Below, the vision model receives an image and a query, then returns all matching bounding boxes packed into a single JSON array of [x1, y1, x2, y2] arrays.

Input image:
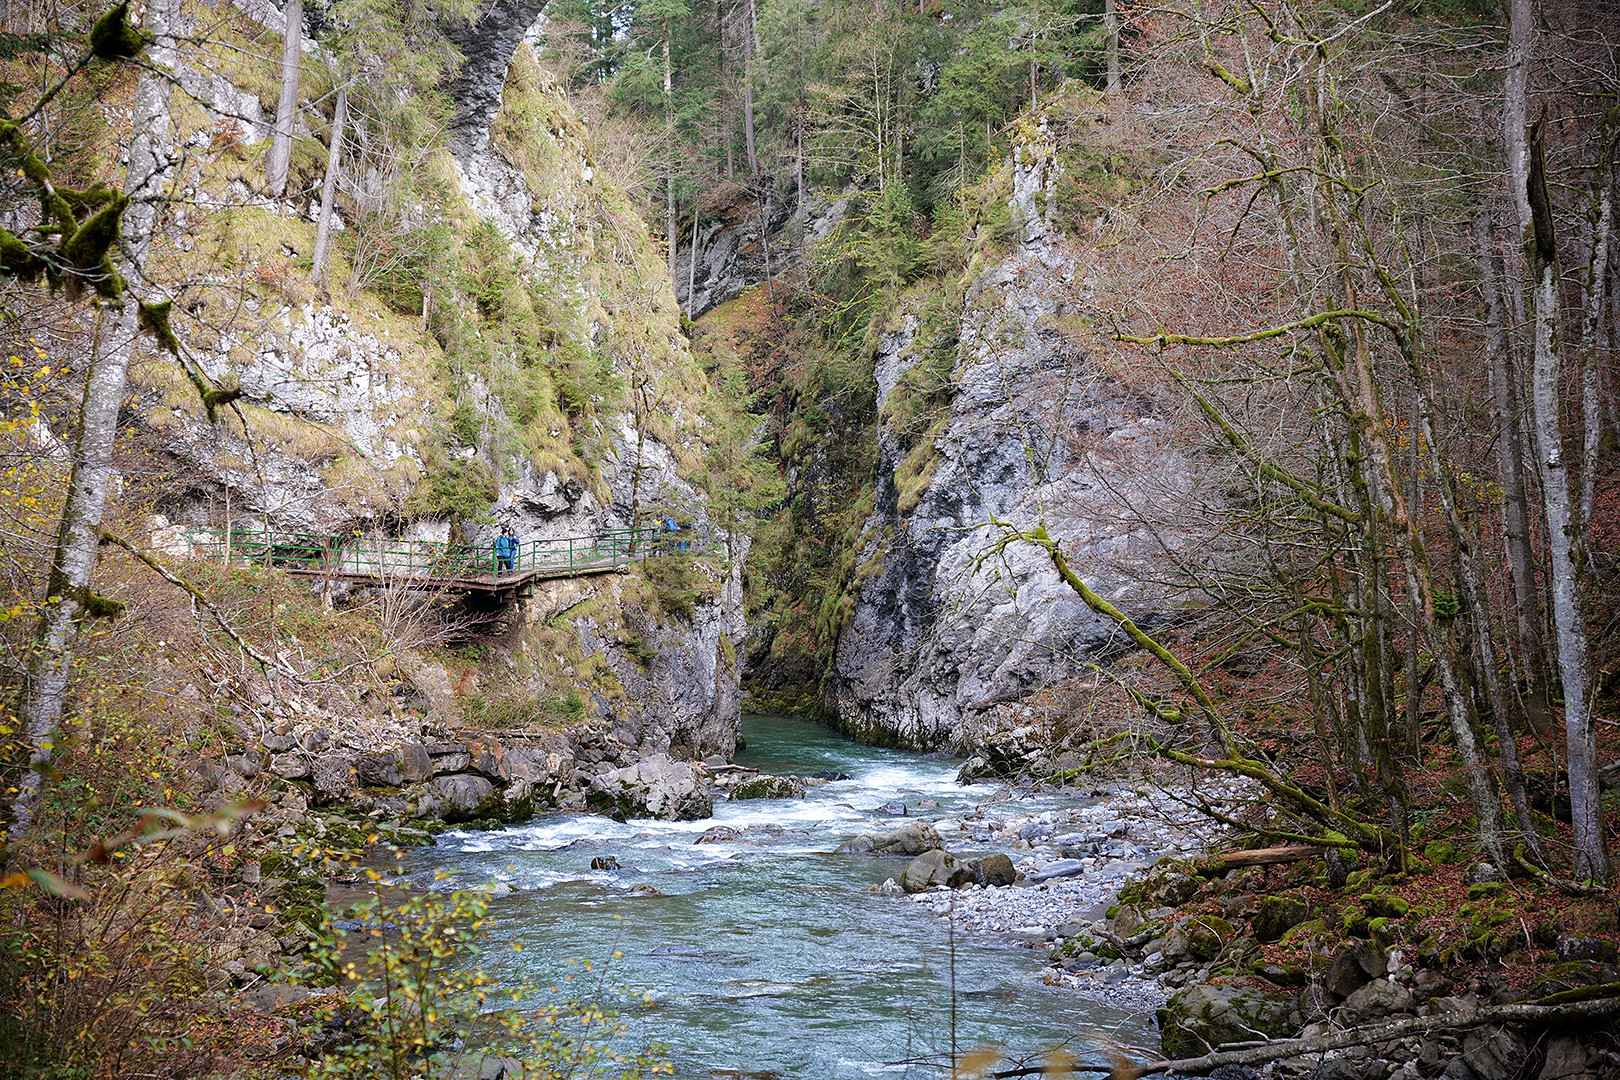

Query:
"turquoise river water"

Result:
[[402, 714, 1153, 1078]]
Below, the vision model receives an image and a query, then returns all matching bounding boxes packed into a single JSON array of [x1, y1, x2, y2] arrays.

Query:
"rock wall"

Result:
[[825, 122, 1200, 751], [116, 9, 744, 758]]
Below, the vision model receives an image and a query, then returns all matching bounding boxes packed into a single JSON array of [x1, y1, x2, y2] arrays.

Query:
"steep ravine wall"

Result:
[[121, 7, 744, 752], [822, 127, 1199, 752]]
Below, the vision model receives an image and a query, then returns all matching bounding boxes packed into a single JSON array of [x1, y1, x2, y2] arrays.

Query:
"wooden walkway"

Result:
[[181, 525, 700, 601]]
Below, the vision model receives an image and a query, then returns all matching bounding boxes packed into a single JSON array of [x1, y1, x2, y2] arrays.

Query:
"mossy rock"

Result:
[[1422, 840, 1462, 865], [1343, 868, 1378, 891], [1181, 915, 1236, 962], [1467, 882, 1505, 900], [1120, 858, 1200, 908], [728, 774, 808, 800], [1361, 893, 1410, 919], [1253, 895, 1310, 942], [1051, 936, 1095, 959], [1529, 960, 1616, 1000], [1157, 982, 1303, 1059], [1279, 918, 1330, 951]]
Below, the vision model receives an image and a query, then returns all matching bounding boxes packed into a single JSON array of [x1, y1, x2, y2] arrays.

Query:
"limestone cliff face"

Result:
[[824, 123, 1195, 751], [119, 9, 743, 754]]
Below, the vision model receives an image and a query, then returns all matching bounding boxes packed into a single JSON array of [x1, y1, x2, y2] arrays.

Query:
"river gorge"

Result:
[[385, 714, 1195, 1077]]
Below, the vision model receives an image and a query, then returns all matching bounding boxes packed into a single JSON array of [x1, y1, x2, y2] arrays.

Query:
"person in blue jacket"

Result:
[[496, 526, 516, 573]]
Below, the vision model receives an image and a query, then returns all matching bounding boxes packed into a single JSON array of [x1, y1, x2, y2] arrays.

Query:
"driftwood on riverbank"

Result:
[[1193, 844, 1326, 877]]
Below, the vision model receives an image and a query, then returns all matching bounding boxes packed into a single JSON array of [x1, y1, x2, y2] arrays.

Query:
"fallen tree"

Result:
[[987, 992, 1620, 1077]]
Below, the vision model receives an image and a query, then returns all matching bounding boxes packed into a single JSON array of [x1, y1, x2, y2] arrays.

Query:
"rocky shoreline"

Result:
[[201, 712, 1620, 1080], [856, 772, 1620, 1078], [880, 777, 1251, 1015]]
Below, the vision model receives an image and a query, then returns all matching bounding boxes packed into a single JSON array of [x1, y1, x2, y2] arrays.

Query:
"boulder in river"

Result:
[[901, 850, 976, 892], [435, 775, 501, 822], [835, 821, 942, 856], [977, 853, 1017, 886], [900, 851, 1017, 892], [586, 754, 713, 821], [728, 774, 807, 800]]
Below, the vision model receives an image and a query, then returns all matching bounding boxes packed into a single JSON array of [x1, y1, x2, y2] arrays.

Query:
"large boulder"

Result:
[[586, 754, 712, 821], [977, 853, 1017, 886], [902, 850, 973, 892], [435, 775, 500, 822], [1157, 983, 1303, 1059], [1443, 1026, 1528, 1080], [1338, 978, 1415, 1026], [397, 743, 434, 783], [728, 774, 807, 800], [1124, 858, 1200, 908], [836, 821, 943, 856], [357, 751, 404, 787], [1325, 942, 1388, 999], [1253, 895, 1310, 942]]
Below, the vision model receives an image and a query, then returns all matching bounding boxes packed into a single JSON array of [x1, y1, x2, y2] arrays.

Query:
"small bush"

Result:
[[303, 869, 670, 1080], [409, 451, 498, 522]]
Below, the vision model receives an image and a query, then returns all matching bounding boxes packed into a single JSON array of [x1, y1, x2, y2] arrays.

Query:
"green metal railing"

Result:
[[178, 524, 703, 585]]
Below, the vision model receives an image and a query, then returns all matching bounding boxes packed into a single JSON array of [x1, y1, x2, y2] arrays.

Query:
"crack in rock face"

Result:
[[447, 0, 551, 157]]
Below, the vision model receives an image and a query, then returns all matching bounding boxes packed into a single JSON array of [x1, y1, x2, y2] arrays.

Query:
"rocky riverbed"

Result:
[[207, 711, 1620, 1080], [877, 777, 1255, 1014]]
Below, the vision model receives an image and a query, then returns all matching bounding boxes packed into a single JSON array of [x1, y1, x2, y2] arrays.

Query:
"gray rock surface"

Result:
[[1157, 982, 1303, 1059], [434, 775, 500, 821], [824, 122, 1201, 750], [1338, 978, 1415, 1026], [901, 850, 972, 893], [837, 821, 943, 856], [585, 754, 712, 821], [446, 0, 550, 156]]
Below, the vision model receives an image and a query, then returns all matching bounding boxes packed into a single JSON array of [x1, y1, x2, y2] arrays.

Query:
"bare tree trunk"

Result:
[[1505, 0, 1608, 881], [1474, 205, 1551, 733], [664, 18, 677, 282], [1578, 126, 1615, 529], [1104, 0, 1120, 104], [10, 0, 177, 849], [1525, 117, 1610, 881], [742, 0, 758, 176], [265, 0, 303, 199], [310, 81, 347, 287]]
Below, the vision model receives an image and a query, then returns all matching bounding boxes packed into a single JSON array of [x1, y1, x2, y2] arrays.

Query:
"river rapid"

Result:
[[402, 714, 1158, 1078]]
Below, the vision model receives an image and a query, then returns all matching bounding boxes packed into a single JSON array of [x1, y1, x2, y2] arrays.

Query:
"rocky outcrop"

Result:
[[446, 0, 551, 156], [1157, 982, 1304, 1059], [510, 561, 745, 760], [673, 180, 838, 317], [585, 754, 713, 821], [825, 122, 1199, 751], [835, 821, 943, 856], [727, 774, 807, 800]]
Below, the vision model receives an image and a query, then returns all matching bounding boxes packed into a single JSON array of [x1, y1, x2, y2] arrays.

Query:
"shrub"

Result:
[[302, 870, 670, 1080]]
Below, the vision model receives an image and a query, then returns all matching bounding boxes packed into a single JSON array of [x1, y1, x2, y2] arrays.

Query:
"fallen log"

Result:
[[988, 990, 1620, 1077], [1194, 844, 1326, 877]]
